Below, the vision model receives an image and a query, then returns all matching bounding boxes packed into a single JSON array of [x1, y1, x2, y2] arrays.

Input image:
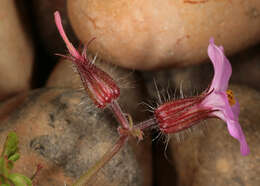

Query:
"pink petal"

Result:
[[204, 91, 249, 155], [54, 11, 82, 60], [227, 120, 250, 156], [231, 99, 240, 118], [201, 91, 233, 120], [208, 38, 232, 91]]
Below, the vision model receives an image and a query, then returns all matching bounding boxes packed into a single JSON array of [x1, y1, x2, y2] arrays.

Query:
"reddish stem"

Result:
[[134, 118, 157, 131], [110, 100, 129, 129], [31, 164, 43, 180], [72, 135, 128, 186], [31, 164, 43, 186]]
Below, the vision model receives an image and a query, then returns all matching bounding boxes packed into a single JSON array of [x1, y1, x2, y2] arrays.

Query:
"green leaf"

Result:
[[9, 153, 20, 162], [0, 157, 9, 178], [0, 133, 32, 186], [2, 132, 19, 158], [7, 153, 20, 170], [8, 173, 32, 186], [0, 157, 5, 173], [0, 132, 20, 180]]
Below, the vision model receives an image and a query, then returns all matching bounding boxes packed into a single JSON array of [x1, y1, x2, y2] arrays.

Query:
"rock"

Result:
[[0, 0, 33, 100], [230, 45, 260, 91], [169, 85, 260, 186], [46, 57, 153, 185], [67, 0, 260, 69], [46, 58, 80, 89], [0, 88, 152, 186]]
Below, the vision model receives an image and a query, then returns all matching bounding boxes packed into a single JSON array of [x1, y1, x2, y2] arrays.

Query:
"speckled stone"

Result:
[[0, 88, 152, 186]]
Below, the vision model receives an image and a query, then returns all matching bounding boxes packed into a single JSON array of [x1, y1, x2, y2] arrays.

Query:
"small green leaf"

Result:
[[0, 157, 5, 172], [8, 153, 20, 164], [0, 133, 32, 186], [6, 152, 20, 170], [0, 157, 9, 178], [8, 173, 32, 186], [2, 132, 19, 158]]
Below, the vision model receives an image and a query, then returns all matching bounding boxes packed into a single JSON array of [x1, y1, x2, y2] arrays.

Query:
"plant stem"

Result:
[[72, 135, 128, 186], [31, 164, 43, 186], [110, 100, 129, 129], [134, 118, 157, 130]]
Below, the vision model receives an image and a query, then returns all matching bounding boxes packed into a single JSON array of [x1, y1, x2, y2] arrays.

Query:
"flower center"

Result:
[[226, 89, 236, 106]]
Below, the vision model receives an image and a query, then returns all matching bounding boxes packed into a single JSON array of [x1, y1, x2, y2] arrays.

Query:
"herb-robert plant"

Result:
[[54, 10, 249, 186]]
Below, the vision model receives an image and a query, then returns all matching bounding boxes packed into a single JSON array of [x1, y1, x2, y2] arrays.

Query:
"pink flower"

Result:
[[54, 11, 120, 108], [154, 38, 249, 156]]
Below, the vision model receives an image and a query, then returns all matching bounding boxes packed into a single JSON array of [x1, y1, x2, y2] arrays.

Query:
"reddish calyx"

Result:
[[154, 91, 214, 133], [76, 61, 120, 108]]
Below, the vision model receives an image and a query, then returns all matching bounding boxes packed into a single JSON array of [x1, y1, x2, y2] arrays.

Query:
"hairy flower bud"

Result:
[[77, 62, 120, 108], [54, 11, 120, 108], [154, 91, 213, 133]]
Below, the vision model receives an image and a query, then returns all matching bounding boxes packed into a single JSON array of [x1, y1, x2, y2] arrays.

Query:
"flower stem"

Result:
[[134, 118, 157, 130], [72, 135, 128, 186], [110, 100, 129, 129]]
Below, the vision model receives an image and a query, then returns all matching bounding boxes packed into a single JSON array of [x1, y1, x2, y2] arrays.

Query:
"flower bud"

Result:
[[77, 62, 120, 108], [54, 11, 120, 108]]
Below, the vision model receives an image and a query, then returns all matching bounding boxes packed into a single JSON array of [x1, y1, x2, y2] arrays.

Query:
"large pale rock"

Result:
[[0, 88, 152, 186], [169, 85, 260, 186], [0, 0, 33, 100], [67, 0, 260, 69]]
